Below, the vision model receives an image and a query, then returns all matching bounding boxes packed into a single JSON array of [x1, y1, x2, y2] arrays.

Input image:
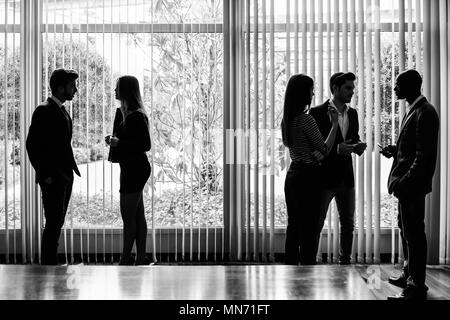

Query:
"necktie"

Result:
[[399, 109, 411, 133], [61, 105, 71, 131]]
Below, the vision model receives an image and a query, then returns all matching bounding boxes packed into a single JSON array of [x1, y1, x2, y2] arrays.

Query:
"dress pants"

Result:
[[398, 193, 427, 287], [39, 175, 73, 265], [284, 161, 321, 265], [315, 183, 355, 261]]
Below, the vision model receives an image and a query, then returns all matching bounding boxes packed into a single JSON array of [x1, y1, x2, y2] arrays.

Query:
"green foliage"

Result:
[[51, 189, 398, 229], [0, 47, 21, 141], [0, 199, 21, 230], [137, 8, 224, 191]]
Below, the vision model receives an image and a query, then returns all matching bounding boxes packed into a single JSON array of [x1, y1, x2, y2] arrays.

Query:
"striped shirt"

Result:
[[288, 113, 329, 164]]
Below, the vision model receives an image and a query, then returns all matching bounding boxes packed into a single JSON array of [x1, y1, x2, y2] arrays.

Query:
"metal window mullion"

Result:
[[12, 0, 17, 264], [181, 7, 186, 262], [53, 0, 56, 70], [309, 0, 314, 105], [21, 0, 42, 264], [332, 0, 340, 263], [245, 0, 250, 262], [205, 3, 211, 261], [110, 0, 114, 264], [197, 18, 202, 263], [85, 0, 90, 264], [213, 0, 219, 262], [374, 0, 381, 264], [350, 0, 357, 264], [294, 0, 298, 74], [240, 0, 246, 262], [61, 0, 69, 266], [326, 0, 332, 261], [126, 0, 129, 73], [205, 12, 211, 262], [343, 0, 348, 72], [20, 0, 27, 264], [318, 0, 323, 103], [357, 0, 365, 264], [407, 0, 413, 69], [315, 0, 324, 263], [253, 0, 259, 262], [229, 0, 241, 261], [100, 0, 106, 263], [390, 0, 396, 265], [93, 5, 98, 264], [269, 0, 275, 262], [301, 0, 307, 74], [4, 0, 10, 264], [399, 0, 406, 125], [173, 18, 178, 264], [365, 0, 374, 265], [223, 0, 230, 262], [415, 0, 422, 74], [438, 0, 448, 265], [62, 0, 65, 63], [44, 0, 48, 98], [284, 0, 290, 205], [327, 0, 331, 95], [150, 0, 156, 263], [333, 0, 339, 72], [189, 10, 195, 262], [69, 0, 74, 265], [446, 0, 450, 266], [77, 0, 83, 264], [118, 0, 123, 263], [261, 0, 267, 262]]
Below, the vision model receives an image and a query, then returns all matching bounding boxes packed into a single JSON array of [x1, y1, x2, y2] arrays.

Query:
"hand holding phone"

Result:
[[379, 143, 395, 159]]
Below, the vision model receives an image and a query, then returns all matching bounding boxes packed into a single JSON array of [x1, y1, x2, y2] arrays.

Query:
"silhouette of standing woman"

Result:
[[106, 75, 152, 265], [281, 74, 339, 265]]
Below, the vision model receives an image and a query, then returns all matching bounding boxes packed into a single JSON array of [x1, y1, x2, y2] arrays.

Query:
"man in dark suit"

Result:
[[26, 69, 81, 265], [381, 69, 439, 300], [309, 72, 367, 265]]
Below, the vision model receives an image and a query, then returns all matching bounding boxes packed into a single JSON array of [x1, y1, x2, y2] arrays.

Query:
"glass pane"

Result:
[[0, 0, 21, 231], [246, 0, 421, 229], [42, 0, 224, 229]]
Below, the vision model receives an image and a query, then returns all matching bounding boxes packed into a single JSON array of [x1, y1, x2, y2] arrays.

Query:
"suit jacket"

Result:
[[388, 97, 439, 197], [26, 97, 80, 184], [309, 100, 361, 188]]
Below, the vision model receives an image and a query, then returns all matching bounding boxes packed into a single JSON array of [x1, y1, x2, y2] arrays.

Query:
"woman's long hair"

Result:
[[281, 74, 314, 147], [117, 75, 145, 114]]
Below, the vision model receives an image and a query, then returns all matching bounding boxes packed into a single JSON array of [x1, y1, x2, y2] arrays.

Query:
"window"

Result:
[[42, 0, 224, 233], [0, 0, 21, 234]]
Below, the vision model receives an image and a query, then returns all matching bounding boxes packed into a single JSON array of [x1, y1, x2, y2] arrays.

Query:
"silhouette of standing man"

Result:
[[26, 69, 81, 265], [309, 72, 367, 265], [382, 69, 439, 300]]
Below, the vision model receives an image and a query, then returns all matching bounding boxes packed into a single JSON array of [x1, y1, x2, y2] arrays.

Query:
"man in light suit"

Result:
[[382, 69, 439, 300], [310, 72, 367, 265], [26, 69, 81, 265]]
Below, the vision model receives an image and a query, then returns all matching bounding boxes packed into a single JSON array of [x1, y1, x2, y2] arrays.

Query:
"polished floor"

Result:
[[0, 263, 449, 300]]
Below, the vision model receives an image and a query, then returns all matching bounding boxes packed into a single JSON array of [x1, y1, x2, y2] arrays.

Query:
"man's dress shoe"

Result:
[[388, 273, 408, 288], [387, 285, 427, 300]]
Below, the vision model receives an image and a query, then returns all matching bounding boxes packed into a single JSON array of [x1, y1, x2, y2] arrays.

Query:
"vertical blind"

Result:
[[1, 0, 449, 265], [38, 0, 224, 263], [0, 0, 21, 264], [224, 0, 450, 263]]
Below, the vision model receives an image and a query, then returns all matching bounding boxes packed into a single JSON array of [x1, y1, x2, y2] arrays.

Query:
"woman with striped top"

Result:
[[281, 74, 339, 265]]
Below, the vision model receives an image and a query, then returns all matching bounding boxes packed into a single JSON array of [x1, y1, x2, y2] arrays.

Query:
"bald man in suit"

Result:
[[382, 69, 439, 300]]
